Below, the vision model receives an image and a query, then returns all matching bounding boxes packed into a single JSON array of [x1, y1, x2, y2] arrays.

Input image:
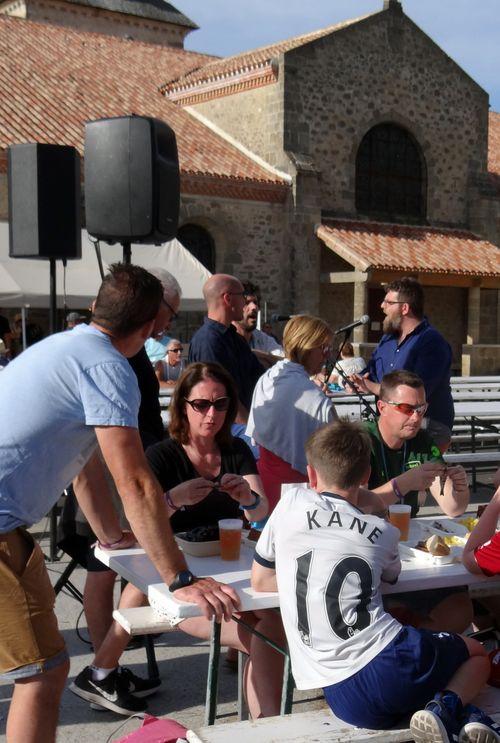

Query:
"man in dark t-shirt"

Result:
[[364, 371, 468, 517], [364, 370, 472, 633]]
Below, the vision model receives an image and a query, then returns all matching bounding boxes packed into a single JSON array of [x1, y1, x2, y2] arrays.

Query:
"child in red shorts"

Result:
[[463, 489, 500, 578]]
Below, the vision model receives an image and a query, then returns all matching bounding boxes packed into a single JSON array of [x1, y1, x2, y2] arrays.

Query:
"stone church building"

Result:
[[1, 0, 500, 372]]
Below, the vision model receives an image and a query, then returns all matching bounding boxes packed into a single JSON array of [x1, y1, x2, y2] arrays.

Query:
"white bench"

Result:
[[189, 688, 500, 743]]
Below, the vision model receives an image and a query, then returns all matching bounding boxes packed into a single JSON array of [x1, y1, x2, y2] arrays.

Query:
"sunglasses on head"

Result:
[[384, 400, 428, 416], [184, 397, 231, 413]]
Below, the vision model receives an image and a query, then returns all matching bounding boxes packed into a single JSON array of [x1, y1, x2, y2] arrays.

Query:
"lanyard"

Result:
[[378, 434, 407, 484]]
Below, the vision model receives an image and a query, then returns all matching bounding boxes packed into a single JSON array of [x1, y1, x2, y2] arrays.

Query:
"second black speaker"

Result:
[[84, 115, 180, 244]]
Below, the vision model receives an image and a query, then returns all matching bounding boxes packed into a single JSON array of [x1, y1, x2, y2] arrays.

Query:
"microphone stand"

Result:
[[325, 329, 378, 421]]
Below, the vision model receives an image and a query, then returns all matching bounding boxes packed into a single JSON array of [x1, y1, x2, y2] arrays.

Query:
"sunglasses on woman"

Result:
[[384, 400, 428, 417], [184, 397, 231, 413]]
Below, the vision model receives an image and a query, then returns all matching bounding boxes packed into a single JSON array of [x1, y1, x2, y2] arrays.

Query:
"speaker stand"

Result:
[[122, 241, 131, 265], [48, 257, 60, 560]]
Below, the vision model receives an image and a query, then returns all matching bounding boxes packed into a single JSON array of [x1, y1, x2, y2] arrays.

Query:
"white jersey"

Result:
[[255, 485, 402, 690]]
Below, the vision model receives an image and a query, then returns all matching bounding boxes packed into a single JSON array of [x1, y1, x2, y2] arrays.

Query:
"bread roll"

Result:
[[425, 535, 450, 556]]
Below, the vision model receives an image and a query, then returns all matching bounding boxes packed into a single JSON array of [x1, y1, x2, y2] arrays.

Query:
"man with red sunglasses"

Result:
[[364, 369, 472, 633]]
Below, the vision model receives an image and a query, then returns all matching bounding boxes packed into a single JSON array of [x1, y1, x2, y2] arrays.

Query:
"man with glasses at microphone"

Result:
[[352, 277, 453, 450], [365, 369, 471, 633]]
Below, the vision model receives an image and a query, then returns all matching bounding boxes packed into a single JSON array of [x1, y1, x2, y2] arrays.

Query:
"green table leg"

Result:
[[280, 652, 295, 715], [204, 619, 222, 726]]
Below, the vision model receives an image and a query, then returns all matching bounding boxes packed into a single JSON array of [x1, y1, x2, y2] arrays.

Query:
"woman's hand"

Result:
[[218, 473, 254, 507], [169, 478, 214, 509]]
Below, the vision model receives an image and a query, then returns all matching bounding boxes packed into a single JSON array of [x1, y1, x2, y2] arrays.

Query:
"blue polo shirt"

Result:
[[188, 318, 263, 411], [366, 318, 454, 429]]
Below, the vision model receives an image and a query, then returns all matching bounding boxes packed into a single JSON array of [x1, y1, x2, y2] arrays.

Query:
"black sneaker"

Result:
[[69, 666, 148, 716], [118, 667, 161, 698]]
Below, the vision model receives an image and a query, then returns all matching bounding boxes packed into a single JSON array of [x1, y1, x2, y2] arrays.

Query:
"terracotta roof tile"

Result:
[[0, 16, 288, 194], [317, 220, 500, 277], [162, 13, 373, 94]]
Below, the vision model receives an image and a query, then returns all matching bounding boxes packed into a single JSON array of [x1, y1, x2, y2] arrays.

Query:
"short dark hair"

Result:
[[92, 263, 163, 338], [384, 277, 424, 317], [242, 281, 260, 303], [305, 420, 371, 489], [168, 362, 238, 446], [380, 370, 424, 401]]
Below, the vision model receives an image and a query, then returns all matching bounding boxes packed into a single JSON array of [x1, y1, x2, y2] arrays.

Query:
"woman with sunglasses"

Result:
[[78, 363, 283, 719], [247, 315, 338, 513], [147, 362, 283, 719]]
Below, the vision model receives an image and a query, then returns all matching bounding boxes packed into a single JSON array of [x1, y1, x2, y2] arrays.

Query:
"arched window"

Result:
[[177, 223, 215, 273], [355, 123, 426, 222]]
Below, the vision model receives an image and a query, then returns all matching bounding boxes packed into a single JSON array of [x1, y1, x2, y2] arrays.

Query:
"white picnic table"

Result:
[[95, 516, 500, 725]]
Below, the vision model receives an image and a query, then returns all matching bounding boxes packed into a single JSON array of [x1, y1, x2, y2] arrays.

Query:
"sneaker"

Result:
[[69, 666, 148, 716], [459, 704, 500, 743], [411, 692, 463, 743], [118, 666, 161, 698]]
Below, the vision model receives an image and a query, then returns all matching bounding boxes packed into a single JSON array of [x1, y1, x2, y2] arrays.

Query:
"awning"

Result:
[[316, 220, 500, 284], [0, 222, 211, 310]]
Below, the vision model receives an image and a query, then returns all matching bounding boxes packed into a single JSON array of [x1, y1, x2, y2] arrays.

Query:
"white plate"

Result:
[[400, 519, 433, 548], [427, 519, 468, 538], [399, 542, 463, 565]]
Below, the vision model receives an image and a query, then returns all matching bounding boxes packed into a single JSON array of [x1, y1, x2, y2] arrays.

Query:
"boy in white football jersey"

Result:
[[251, 420, 500, 743]]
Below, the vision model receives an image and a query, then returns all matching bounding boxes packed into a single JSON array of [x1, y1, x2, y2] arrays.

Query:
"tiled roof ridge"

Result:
[[62, 0, 198, 29], [162, 11, 375, 94], [321, 217, 484, 238], [0, 13, 215, 62], [316, 220, 500, 278]]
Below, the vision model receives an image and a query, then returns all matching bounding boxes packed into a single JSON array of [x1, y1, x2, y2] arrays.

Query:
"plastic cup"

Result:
[[388, 504, 411, 542], [218, 519, 243, 561]]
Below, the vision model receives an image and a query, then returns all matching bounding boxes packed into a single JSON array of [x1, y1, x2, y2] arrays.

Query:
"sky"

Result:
[[175, 1, 500, 112]]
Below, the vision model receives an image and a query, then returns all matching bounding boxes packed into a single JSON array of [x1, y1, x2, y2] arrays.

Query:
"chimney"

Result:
[[383, 0, 403, 11]]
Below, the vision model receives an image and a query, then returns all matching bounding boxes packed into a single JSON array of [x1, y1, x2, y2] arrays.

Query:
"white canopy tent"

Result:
[[0, 222, 210, 311]]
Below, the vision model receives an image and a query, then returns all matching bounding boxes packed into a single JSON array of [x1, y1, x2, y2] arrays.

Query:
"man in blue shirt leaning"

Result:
[[0, 264, 240, 743], [352, 277, 453, 449]]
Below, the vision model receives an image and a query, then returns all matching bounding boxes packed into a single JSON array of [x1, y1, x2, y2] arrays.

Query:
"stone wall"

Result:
[[179, 193, 291, 315], [424, 286, 468, 370], [283, 8, 489, 226], [188, 73, 289, 172], [462, 345, 500, 375], [17, 0, 189, 46]]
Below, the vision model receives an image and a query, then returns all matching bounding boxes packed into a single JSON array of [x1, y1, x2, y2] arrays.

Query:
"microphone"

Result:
[[334, 315, 370, 335], [270, 313, 294, 322]]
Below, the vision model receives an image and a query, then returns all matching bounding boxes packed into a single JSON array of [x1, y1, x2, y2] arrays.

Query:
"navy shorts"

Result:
[[323, 626, 469, 729]]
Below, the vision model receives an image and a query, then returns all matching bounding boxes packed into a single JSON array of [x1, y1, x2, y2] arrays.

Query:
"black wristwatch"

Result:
[[168, 569, 196, 592]]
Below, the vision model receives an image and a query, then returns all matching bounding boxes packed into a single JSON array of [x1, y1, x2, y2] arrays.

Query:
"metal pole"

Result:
[[49, 258, 57, 334], [122, 241, 131, 265]]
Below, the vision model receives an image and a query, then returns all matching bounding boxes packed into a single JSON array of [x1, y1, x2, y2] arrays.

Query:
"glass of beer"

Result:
[[388, 504, 411, 542], [218, 518, 243, 560]]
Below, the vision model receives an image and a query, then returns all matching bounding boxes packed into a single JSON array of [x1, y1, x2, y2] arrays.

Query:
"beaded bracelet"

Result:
[[391, 478, 404, 503], [98, 532, 126, 550], [164, 490, 178, 511]]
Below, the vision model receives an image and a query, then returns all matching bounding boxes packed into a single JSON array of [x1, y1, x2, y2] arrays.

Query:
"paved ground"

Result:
[[0, 483, 494, 742]]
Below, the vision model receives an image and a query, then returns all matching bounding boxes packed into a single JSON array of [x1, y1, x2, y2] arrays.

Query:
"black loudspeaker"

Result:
[[8, 143, 82, 260], [84, 115, 180, 245]]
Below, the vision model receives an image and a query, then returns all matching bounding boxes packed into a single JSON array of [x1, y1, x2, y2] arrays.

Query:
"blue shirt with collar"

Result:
[[188, 317, 263, 411], [366, 318, 454, 429]]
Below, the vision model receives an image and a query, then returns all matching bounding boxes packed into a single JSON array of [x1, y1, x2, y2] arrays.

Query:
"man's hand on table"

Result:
[[174, 577, 241, 622]]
